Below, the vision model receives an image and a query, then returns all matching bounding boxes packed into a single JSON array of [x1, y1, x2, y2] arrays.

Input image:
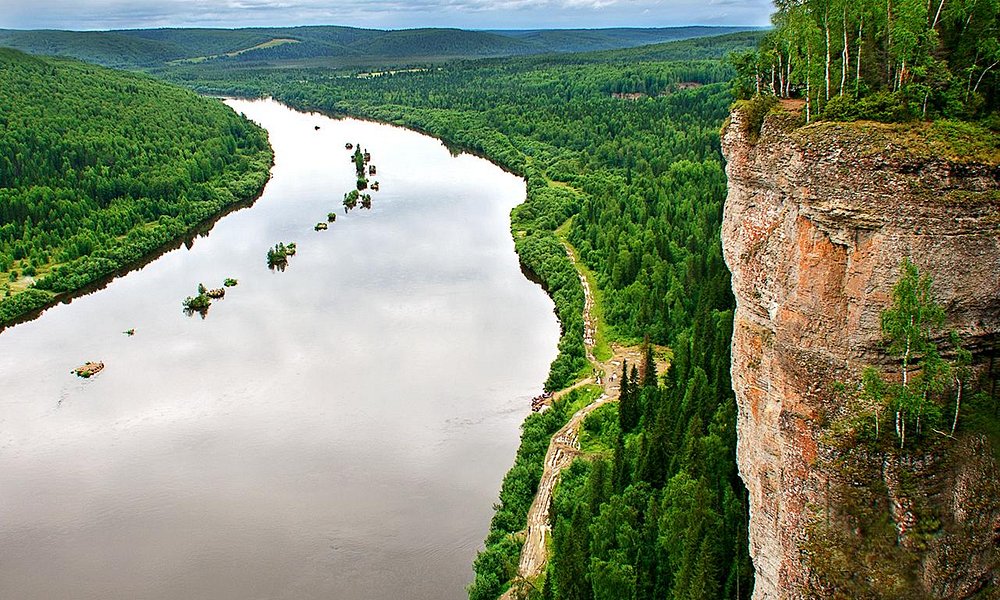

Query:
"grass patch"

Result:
[[561, 383, 605, 416], [171, 38, 301, 64], [792, 118, 1000, 165]]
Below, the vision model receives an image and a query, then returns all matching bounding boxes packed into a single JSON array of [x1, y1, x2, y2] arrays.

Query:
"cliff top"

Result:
[[757, 103, 1000, 167], [789, 118, 1000, 166]]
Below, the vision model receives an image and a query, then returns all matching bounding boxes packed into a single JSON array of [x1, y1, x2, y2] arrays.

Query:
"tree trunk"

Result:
[[973, 59, 1000, 93], [903, 320, 912, 387], [806, 48, 813, 122], [896, 410, 903, 448], [787, 45, 793, 96], [887, 0, 894, 86], [825, 8, 832, 101], [932, 0, 946, 29], [777, 52, 785, 97], [856, 19, 864, 94], [841, 6, 850, 96], [951, 379, 963, 435]]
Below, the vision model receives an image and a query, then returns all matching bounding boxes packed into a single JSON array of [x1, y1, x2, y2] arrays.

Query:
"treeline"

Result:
[[733, 0, 1000, 120], [0, 48, 272, 325], [163, 36, 755, 599]]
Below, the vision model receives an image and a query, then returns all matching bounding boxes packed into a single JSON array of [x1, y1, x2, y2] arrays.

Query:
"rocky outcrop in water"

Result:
[[721, 107, 1000, 599]]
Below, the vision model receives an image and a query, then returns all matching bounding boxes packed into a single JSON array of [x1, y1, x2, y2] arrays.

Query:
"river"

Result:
[[0, 98, 559, 599]]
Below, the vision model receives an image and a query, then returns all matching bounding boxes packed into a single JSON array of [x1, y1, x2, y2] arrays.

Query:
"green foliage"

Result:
[[492, 27, 756, 55], [266, 242, 295, 270], [353, 146, 366, 176], [182, 284, 212, 314], [875, 259, 948, 446], [734, 94, 779, 141], [515, 230, 587, 391], [735, 0, 1000, 120], [0, 288, 53, 325], [581, 403, 620, 455], [837, 259, 989, 449], [0, 49, 271, 326], [343, 189, 360, 209], [542, 309, 748, 600], [821, 91, 912, 122]]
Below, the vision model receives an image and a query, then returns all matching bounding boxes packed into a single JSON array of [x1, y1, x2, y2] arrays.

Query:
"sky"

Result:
[[0, 0, 774, 31]]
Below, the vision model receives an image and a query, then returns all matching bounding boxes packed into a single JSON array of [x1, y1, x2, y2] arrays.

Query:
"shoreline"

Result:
[[0, 139, 273, 334]]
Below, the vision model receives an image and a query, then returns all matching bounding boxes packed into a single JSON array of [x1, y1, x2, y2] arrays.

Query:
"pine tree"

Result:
[[642, 342, 657, 388]]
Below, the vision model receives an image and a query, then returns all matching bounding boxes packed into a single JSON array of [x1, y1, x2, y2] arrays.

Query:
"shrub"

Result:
[[737, 94, 778, 141]]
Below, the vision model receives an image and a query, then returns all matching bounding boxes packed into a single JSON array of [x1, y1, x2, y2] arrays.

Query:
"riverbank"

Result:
[[0, 55, 274, 330], [0, 171, 271, 332]]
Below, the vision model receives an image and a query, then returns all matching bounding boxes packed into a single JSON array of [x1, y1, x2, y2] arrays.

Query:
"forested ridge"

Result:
[[0, 48, 272, 326], [161, 32, 759, 599], [0, 25, 757, 71]]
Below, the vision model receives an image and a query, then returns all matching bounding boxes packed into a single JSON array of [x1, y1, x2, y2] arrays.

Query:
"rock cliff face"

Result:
[[720, 107, 1000, 599]]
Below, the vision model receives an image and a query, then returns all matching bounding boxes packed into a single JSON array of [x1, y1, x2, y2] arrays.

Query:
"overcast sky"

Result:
[[0, 0, 774, 31]]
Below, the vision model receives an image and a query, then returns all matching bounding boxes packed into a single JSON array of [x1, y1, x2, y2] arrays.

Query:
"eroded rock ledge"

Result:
[[721, 108, 1000, 599]]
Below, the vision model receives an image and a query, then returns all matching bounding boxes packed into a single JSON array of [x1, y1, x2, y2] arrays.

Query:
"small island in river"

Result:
[[73, 361, 104, 378]]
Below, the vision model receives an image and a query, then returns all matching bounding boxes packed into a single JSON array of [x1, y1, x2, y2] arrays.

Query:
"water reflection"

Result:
[[0, 98, 559, 600]]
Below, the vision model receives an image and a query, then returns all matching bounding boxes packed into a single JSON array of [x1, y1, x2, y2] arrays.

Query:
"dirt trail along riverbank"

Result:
[[502, 242, 646, 599]]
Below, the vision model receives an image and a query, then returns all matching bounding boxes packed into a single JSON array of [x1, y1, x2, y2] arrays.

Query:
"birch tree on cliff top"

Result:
[[734, 0, 1000, 120]]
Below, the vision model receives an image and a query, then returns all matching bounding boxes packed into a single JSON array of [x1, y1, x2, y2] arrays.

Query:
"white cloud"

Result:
[[0, 0, 774, 30]]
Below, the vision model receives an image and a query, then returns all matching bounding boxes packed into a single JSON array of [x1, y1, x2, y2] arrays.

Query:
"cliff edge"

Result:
[[721, 106, 1000, 599]]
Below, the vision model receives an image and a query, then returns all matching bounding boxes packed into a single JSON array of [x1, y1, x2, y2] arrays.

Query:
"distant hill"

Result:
[[356, 28, 536, 58], [0, 29, 186, 67], [488, 26, 757, 53], [0, 25, 760, 70]]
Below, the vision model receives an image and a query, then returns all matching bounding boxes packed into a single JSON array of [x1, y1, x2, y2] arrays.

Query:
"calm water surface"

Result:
[[0, 98, 559, 599]]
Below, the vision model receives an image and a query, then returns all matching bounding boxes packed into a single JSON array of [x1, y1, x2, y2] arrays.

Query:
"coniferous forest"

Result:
[[0, 48, 272, 325], [161, 33, 760, 599]]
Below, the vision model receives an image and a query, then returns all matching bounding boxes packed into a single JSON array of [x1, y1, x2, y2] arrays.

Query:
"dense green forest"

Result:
[[0, 25, 756, 71], [0, 48, 272, 325], [732, 0, 999, 120], [159, 31, 760, 599]]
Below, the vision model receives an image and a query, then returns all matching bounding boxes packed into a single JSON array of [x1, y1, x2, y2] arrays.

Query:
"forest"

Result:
[[732, 0, 1000, 120], [156, 31, 761, 599], [0, 48, 272, 325], [0, 25, 756, 71]]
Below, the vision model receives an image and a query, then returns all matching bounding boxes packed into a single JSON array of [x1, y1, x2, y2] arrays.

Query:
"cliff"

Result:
[[720, 106, 1000, 599]]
